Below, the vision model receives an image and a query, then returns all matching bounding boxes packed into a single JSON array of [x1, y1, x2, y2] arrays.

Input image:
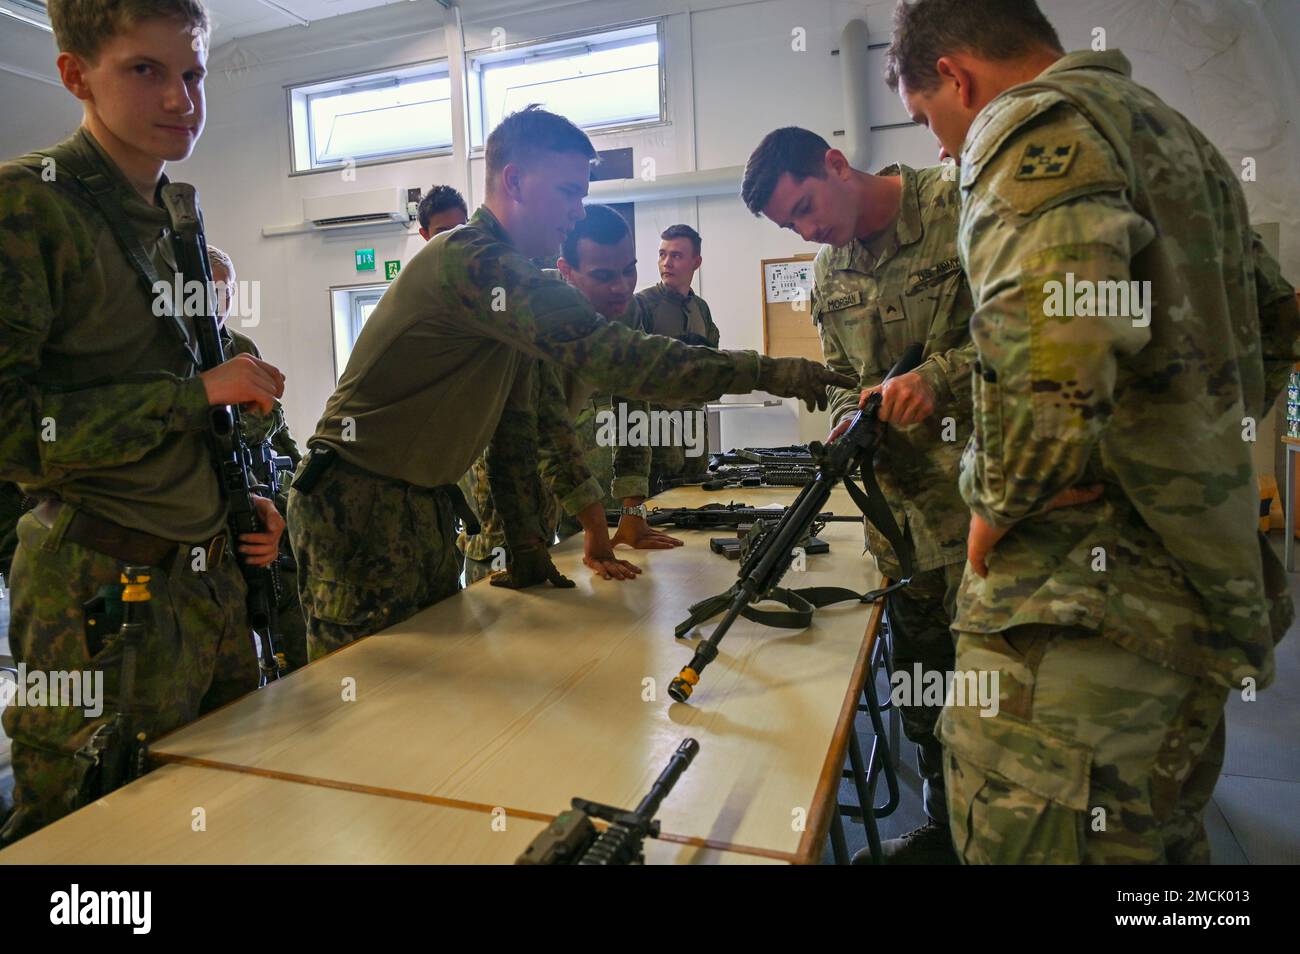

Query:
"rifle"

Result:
[[515, 739, 700, 865], [667, 344, 924, 704], [160, 184, 283, 687], [657, 463, 819, 492], [606, 502, 861, 532], [74, 565, 152, 802]]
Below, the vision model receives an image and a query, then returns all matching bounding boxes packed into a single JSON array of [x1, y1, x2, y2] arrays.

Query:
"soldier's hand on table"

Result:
[[201, 353, 286, 416], [490, 543, 575, 589], [757, 357, 858, 412], [584, 533, 643, 580], [611, 515, 683, 550], [858, 372, 935, 427], [967, 485, 1104, 577], [238, 495, 285, 567]]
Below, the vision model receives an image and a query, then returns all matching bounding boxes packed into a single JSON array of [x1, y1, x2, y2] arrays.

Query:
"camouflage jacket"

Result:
[[636, 281, 719, 345], [956, 50, 1300, 689], [812, 163, 975, 577], [0, 128, 224, 542], [458, 294, 656, 561], [310, 206, 762, 547], [222, 327, 302, 506]]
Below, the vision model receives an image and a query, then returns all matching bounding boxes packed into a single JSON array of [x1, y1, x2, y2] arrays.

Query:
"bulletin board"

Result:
[[760, 254, 824, 362]]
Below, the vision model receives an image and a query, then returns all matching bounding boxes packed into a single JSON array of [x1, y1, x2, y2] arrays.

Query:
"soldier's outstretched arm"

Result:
[[0, 178, 213, 484], [958, 108, 1154, 530], [1251, 230, 1300, 415], [454, 250, 852, 410]]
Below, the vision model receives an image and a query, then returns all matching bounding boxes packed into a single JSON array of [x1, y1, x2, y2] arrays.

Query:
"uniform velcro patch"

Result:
[[1015, 142, 1078, 180]]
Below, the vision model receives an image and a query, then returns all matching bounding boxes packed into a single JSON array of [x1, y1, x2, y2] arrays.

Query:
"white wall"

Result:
[[3, 0, 1297, 460]]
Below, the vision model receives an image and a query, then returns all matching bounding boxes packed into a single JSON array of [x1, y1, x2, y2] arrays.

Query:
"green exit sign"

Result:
[[384, 259, 401, 280], [355, 248, 375, 271]]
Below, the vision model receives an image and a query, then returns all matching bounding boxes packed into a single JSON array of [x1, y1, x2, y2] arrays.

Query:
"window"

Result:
[[468, 22, 663, 148], [330, 283, 389, 379], [289, 62, 453, 173]]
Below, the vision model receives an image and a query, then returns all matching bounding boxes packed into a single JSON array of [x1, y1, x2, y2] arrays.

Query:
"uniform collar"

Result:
[[654, 280, 694, 303], [1040, 49, 1132, 79], [469, 205, 514, 246], [822, 162, 921, 272], [71, 127, 170, 223]]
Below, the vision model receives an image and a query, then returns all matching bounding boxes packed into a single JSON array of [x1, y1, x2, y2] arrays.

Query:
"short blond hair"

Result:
[[48, 0, 210, 63], [206, 245, 234, 279]]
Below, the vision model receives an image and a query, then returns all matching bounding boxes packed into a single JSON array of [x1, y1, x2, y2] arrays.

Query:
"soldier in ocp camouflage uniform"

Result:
[[288, 106, 851, 661], [209, 246, 308, 672], [743, 127, 975, 863], [888, 0, 1300, 863], [636, 225, 721, 489], [0, 0, 285, 845]]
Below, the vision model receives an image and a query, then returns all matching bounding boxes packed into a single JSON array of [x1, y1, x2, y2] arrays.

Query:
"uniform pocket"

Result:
[[307, 575, 376, 628], [941, 702, 1091, 864]]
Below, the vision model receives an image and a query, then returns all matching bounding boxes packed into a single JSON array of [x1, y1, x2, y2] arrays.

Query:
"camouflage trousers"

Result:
[[0, 508, 258, 846], [884, 561, 962, 826], [940, 623, 1226, 864], [287, 457, 461, 661], [648, 405, 710, 491]]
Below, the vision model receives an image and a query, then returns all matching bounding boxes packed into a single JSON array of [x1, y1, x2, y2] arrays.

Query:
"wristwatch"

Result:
[[620, 504, 649, 520]]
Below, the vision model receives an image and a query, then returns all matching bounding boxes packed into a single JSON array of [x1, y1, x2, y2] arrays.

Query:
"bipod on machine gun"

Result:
[[161, 183, 284, 687], [515, 739, 700, 864], [667, 344, 924, 704]]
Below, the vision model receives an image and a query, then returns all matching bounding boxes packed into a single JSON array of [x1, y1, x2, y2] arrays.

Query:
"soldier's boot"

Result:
[[853, 821, 959, 865]]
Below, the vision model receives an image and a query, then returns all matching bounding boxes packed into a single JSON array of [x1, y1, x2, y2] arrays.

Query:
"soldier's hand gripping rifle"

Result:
[[667, 344, 924, 704], [161, 184, 283, 687], [515, 739, 700, 865]]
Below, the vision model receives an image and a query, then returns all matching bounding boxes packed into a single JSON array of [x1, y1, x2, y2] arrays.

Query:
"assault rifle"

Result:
[[516, 739, 700, 865], [667, 344, 924, 704], [605, 501, 861, 532], [161, 184, 283, 687]]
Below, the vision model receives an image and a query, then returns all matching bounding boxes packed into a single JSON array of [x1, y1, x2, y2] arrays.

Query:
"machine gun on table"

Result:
[[515, 739, 700, 865], [605, 501, 861, 532], [667, 344, 924, 704]]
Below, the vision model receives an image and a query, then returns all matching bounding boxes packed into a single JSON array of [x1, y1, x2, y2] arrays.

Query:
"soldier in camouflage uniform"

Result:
[[209, 246, 307, 672], [458, 205, 681, 584], [289, 106, 851, 660], [743, 126, 975, 863], [0, 483, 33, 580], [0, 0, 286, 845], [888, 0, 1299, 863], [636, 225, 721, 489]]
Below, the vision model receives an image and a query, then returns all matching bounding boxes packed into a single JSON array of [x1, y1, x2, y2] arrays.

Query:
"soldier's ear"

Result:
[[57, 51, 94, 101]]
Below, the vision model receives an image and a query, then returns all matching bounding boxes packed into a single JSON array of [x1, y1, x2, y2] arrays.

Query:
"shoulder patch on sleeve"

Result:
[[966, 103, 1127, 219]]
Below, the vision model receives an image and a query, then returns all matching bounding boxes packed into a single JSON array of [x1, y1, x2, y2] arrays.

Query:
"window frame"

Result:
[[465, 19, 668, 153], [285, 59, 456, 177]]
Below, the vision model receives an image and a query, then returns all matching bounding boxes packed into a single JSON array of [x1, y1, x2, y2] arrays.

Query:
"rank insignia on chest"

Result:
[[822, 290, 862, 312], [1015, 141, 1078, 179]]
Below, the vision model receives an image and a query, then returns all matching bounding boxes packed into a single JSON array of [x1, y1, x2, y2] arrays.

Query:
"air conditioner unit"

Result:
[[303, 187, 410, 230]]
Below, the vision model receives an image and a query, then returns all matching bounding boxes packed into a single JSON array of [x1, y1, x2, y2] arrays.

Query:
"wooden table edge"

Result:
[[152, 752, 800, 864]]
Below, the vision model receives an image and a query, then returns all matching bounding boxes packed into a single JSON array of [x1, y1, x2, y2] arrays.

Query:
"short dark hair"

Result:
[[49, 0, 209, 63], [885, 0, 1064, 93], [485, 104, 597, 192], [660, 224, 702, 256], [417, 185, 467, 231], [741, 127, 832, 216], [561, 204, 631, 268]]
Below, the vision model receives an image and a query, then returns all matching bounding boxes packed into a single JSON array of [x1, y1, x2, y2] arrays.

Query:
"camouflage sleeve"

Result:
[[958, 108, 1154, 529], [486, 360, 548, 547], [271, 411, 303, 467], [812, 278, 863, 424], [911, 279, 978, 409], [609, 394, 652, 499], [1251, 230, 1300, 413], [0, 173, 211, 484], [534, 362, 603, 516], [458, 250, 760, 402]]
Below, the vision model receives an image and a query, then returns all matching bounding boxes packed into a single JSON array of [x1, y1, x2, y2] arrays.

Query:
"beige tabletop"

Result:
[[145, 485, 881, 863], [0, 764, 782, 864]]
